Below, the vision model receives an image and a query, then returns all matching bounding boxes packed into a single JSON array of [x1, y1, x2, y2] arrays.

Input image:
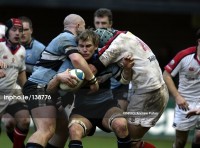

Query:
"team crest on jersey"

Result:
[[169, 60, 175, 65], [189, 67, 195, 71]]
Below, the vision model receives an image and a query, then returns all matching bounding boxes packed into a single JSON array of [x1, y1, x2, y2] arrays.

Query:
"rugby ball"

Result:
[[59, 69, 85, 91]]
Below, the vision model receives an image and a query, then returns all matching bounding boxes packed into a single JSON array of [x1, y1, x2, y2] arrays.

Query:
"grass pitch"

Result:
[[0, 130, 191, 148]]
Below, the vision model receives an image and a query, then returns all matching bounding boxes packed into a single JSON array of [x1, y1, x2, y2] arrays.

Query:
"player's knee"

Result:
[[40, 125, 56, 141], [111, 118, 128, 137], [69, 124, 83, 138], [4, 118, 16, 130], [68, 120, 86, 138], [16, 117, 30, 130]]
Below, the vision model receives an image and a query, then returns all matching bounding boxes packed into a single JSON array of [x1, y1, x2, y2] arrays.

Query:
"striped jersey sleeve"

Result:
[[164, 47, 196, 77]]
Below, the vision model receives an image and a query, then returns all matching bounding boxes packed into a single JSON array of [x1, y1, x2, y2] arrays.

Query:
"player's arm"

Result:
[[68, 52, 99, 93], [0, 60, 7, 69], [120, 54, 134, 84], [17, 71, 27, 87], [186, 109, 200, 118], [17, 49, 27, 87], [97, 54, 133, 84], [0, 60, 7, 78], [0, 69, 6, 78], [163, 70, 189, 111], [47, 69, 78, 93], [92, 34, 129, 73]]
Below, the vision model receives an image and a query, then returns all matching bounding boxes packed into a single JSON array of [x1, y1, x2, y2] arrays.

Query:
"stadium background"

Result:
[[0, 0, 200, 147]]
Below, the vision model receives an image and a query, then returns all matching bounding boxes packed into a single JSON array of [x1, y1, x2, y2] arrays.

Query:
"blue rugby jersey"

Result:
[[56, 53, 122, 106], [25, 38, 45, 75], [28, 31, 79, 84]]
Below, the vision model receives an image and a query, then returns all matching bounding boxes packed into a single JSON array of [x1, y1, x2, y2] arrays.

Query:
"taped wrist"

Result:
[[120, 74, 130, 84], [87, 75, 98, 85]]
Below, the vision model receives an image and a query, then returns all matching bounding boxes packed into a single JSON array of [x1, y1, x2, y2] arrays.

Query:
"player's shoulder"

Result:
[[33, 39, 45, 49], [19, 45, 26, 54], [175, 46, 196, 60], [56, 31, 76, 45], [167, 46, 196, 67], [0, 40, 6, 48], [61, 30, 75, 38]]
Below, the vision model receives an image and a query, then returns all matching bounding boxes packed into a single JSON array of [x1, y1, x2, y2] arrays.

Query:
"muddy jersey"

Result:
[[98, 31, 164, 94]]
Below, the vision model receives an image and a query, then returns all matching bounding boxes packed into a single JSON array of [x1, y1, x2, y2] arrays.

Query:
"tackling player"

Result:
[[93, 28, 169, 148]]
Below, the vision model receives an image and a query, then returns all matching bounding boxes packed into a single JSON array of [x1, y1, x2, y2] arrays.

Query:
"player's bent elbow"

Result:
[[69, 53, 83, 65]]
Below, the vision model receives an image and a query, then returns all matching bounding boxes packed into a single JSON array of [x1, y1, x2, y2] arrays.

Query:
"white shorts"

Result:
[[173, 100, 200, 131], [0, 85, 24, 115], [127, 84, 169, 127]]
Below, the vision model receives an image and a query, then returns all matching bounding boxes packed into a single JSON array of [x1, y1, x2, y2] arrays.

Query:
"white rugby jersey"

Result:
[[165, 47, 200, 101], [0, 41, 26, 93], [99, 31, 164, 94]]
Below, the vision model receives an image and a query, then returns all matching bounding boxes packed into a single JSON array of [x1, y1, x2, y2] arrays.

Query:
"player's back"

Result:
[[28, 32, 77, 84], [99, 31, 164, 93]]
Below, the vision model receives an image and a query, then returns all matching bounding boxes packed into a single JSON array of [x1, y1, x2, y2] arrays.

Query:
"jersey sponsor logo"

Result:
[[185, 74, 200, 80], [147, 55, 156, 62], [7, 65, 19, 69]]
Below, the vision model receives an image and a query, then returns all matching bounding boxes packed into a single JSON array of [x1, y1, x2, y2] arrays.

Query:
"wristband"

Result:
[[87, 75, 95, 81], [120, 74, 130, 84], [87, 75, 97, 85]]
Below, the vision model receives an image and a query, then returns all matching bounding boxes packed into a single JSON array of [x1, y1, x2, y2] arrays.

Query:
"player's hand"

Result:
[[122, 54, 134, 69], [175, 95, 189, 111], [57, 69, 79, 88], [186, 109, 200, 118], [0, 60, 7, 69], [0, 69, 6, 78]]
